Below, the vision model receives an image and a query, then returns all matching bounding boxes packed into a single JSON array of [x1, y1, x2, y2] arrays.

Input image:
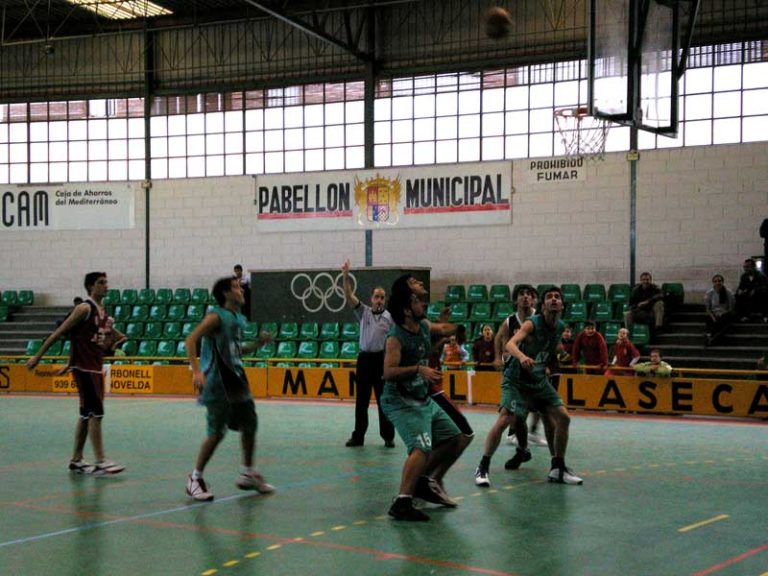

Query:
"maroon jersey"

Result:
[[69, 299, 114, 373]]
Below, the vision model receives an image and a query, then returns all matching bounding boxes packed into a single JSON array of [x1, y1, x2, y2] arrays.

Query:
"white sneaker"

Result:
[[91, 460, 125, 476], [186, 475, 214, 501], [474, 467, 490, 487], [548, 466, 583, 485], [68, 459, 93, 474], [236, 471, 275, 494], [506, 433, 518, 445], [528, 432, 548, 447]]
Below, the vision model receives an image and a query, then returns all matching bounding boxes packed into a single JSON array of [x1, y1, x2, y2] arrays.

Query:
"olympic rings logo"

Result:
[[290, 272, 355, 313]]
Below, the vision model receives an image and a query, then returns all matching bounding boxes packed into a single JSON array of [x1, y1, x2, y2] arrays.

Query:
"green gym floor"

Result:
[[0, 396, 766, 576]]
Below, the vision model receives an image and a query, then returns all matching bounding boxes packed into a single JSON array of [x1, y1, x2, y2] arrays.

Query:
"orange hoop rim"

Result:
[[554, 105, 591, 119]]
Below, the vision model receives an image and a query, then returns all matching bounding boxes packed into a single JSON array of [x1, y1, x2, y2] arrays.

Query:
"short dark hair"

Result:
[[234, 264, 243, 271], [640, 271, 652, 279], [541, 285, 563, 301], [512, 284, 537, 300], [387, 274, 415, 326], [212, 276, 238, 306], [744, 258, 755, 265], [370, 285, 386, 296], [83, 272, 106, 294], [649, 348, 662, 357], [584, 320, 596, 328]]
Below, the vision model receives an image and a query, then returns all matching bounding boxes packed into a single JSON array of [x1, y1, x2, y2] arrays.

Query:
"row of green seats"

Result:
[[103, 288, 213, 307], [263, 321, 360, 341], [443, 283, 685, 305], [115, 320, 197, 341], [108, 303, 208, 323], [253, 340, 359, 360], [1, 290, 34, 307]]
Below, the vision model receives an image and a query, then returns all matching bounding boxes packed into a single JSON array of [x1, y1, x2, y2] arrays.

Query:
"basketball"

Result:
[[485, 6, 513, 40]]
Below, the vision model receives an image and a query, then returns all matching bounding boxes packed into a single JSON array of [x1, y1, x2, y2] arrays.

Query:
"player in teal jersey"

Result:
[[185, 276, 274, 501], [475, 286, 583, 487]]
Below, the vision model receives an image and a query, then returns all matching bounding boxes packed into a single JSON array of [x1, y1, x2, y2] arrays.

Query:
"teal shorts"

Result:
[[204, 399, 257, 438], [381, 384, 461, 454], [500, 368, 563, 418]]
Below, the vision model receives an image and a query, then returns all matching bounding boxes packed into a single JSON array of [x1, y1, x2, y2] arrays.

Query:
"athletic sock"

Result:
[[479, 455, 491, 470], [191, 469, 202, 480], [242, 466, 254, 475]]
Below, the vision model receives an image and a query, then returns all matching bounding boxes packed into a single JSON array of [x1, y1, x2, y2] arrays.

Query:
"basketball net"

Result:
[[554, 106, 610, 160]]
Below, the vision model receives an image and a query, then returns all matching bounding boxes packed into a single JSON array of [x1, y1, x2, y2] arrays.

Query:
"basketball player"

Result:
[[27, 272, 126, 475]]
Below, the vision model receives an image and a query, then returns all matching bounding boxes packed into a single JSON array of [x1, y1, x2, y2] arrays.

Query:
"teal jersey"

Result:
[[385, 320, 431, 400], [200, 306, 251, 404], [506, 314, 564, 383]]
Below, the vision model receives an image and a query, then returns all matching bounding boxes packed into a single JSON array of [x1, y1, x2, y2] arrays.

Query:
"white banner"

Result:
[[1, 182, 136, 231], [254, 161, 512, 232]]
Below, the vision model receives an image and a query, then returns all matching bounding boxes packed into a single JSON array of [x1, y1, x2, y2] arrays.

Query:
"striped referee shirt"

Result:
[[353, 302, 393, 353]]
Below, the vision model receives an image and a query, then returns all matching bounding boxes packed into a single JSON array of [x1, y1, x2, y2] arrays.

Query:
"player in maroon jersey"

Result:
[[27, 272, 126, 475]]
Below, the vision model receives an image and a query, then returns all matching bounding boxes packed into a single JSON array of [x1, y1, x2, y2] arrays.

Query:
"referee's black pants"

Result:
[[351, 351, 394, 443]]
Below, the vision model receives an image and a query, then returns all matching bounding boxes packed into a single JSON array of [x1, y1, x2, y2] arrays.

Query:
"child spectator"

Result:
[[605, 327, 640, 376], [571, 320, 608, 374], [472, 324, 495, 371], [633, 348, 673, 377], [440, 334, 468, 369]]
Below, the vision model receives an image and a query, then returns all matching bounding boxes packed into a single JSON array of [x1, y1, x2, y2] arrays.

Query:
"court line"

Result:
[[690, 542, 768, 576], [678, 514, 730, 533]]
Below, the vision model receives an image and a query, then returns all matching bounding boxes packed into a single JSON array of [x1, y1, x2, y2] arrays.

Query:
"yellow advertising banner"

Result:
[[109, 365, 154, 394], [266, 366, 357, 400]]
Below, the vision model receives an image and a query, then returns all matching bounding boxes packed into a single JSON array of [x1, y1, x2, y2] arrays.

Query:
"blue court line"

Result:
[[0, 464, 394, 549]]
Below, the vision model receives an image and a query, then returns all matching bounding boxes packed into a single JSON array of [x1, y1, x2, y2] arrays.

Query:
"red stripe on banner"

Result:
[[404, 203, 510, 215], [259, 211, 353, 220]]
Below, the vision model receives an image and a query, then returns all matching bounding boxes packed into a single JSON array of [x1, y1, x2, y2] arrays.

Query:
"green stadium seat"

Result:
[[242, 322, 260, 341], [156, 340, 176, 357], [489, 284, 511, 302], [319, 340, 340, 360], [113, 321, 126, 334], [191, 288, 210, 304], [18, 290, 34, 306], [26, 339, 43, 356], [181, 322, 196, 339], [260, 322, 278, 338], [341, 322, 359, 341], [173, 288, 191, 304], [561, 284, 581, 303], [61, 340, 71, 356], [167, 304, 186, 322], [493, 302, 515, 321], [175, 341, 188, 357], [426, 302, 446, 321], [185, 304, 205, 321], [276, 341, 297, 358], [614, 302, 630, 321], [469, 302, 492, 322], [444, 285, 466, 303], [631, 324, 651, 346], [608, 283, 631, 304], [120, 340, 138, 356], [602, 322, 621, 345], [467, 284, 488, 303], [144, 321, 164, 340], [320, 322, 340, 340], [163, 322, 182, 340], [103, 289, 121, 306], [591, 301, 613, 323], [149, 304, 167, 321], [125, 322, 144, 340], [0, 305, 9, 321], [113, 305, 132, 322], [279, 322, 299, 340], [297, 341, 318, 359], [340, 341, 359, 359], [2, 291, 18, 307], [583, 284, 606, 303], [535, 284, 555, 300], [255, 340, 276, 359], [449, 302, 469, 321], [138, 340, 158, 357], [130, 305, 149, 322], [570, 321, 586, 335], [662, 283, 685, 307], [300, 322, 319, 340], [138, 288, 156, 305], [564, 301, 588, 323], [121, 289, 138, 305], [155, 288, 173, 305]]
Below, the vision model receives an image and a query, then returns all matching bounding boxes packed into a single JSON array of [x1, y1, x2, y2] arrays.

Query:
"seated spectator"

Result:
[[605, 327, 640, 376], [625, 272, 665, 333], [472, 324, 495, 371], [633, 348, 673, 377], [440, 334, 468, 369], [704, 274, 736, 345], [571, 320, 608, 375], [735, 258, 768, 322]]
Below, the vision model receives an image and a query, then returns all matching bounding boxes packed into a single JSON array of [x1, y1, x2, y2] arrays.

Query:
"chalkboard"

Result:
[[248, 267, 431, 324]]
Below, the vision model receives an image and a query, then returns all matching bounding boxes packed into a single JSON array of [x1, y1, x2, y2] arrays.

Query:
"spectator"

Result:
[[233, 264, 251, 318], [440, 334, 468, 369], [735, 258, 768, 322], [559, 325, 575, 365], [571, 320, 608, 374], [704, 274, 736, 345], [605, 327, 640, 376], [472, 324, 496, 371], [625, 272, 665, 333], [633, 348, 673, 377]]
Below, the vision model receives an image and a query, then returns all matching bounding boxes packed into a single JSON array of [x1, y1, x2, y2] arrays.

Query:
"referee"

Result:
[[342, 259, 395, 448]]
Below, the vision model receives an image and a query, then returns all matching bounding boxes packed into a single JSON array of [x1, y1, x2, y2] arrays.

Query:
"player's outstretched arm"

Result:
[[26, 303, 89, 370], [341, 259, 360, 308]]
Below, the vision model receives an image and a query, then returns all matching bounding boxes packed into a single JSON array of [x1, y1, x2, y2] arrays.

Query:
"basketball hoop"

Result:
[[554, 106, 610, 160]]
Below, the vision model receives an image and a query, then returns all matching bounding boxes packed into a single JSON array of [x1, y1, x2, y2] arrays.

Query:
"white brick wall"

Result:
[[2, 142, 766, 305]]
